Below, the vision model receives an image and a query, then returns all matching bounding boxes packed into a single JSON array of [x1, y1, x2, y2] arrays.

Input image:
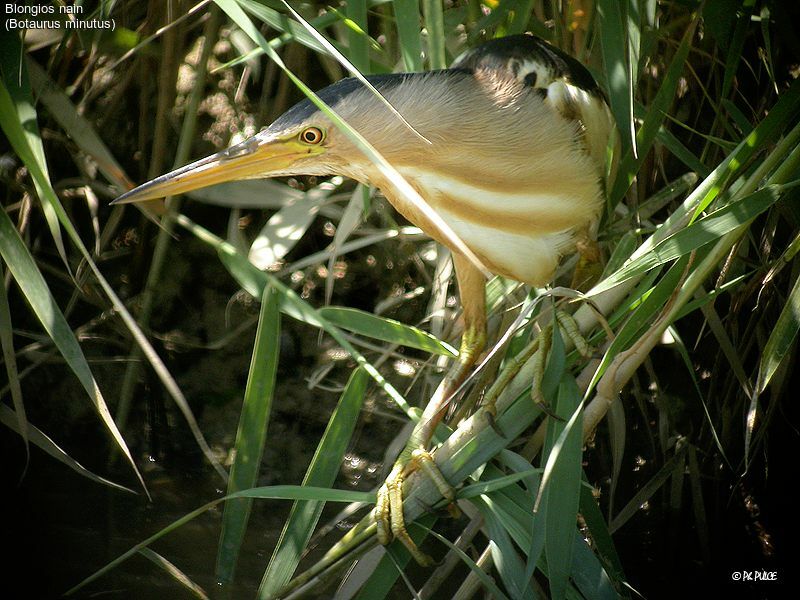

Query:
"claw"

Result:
[[485, 409, 507, 438], [533, 397, 566, 421], [387, 473, 435, 566]]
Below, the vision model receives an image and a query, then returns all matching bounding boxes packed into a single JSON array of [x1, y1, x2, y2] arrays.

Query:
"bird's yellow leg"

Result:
[[573, 236, 603, 291], [374, 255, 486, 564]]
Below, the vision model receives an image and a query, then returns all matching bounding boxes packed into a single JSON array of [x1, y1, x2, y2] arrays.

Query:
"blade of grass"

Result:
[[421, 0, 446, 69], [345, 0, 370, 71], [259, 367, 369, 598], [0, 269, 27, 456], [626, 0, 643, 87], [756, 269, 800, 394], [216, 284, 282, 585], [326, 184, 368, 307], [393, 0, 423, 71], [609, 446, 687, 533], [606, 396, 625, 519], [139, 547, 210, 600], [698, 297, 752, 397], [578, 478, 626, 581], [319, 306, 457, 357], [0, 404, 135, 493], [248, 186, 329, 269], [656, 125, 710, 177], [0, 34, 69, 272], [458, 469, 542, 499], [175, 213, 416, 418], [666, 326, 729, 467], [216, 0, 360, 71], [542, 376, 584, 600], [497, 449, 542, 495], [415, 522, 512, 600], [592, 184, 783, 295], [587, 256, 692, 397], [609, 17, 698, 205], [721, 1, 754, 100], [26, 60, 135, 191], [0, 204, 147, 494], [67, 485, 373, 596], [687, 445, 710, 562], [482, 482, 537, 547], [525, 323, 568, 583], [474, 496, 534, 600], [597, 0, 636, 159], [570, 530, 620, 600]]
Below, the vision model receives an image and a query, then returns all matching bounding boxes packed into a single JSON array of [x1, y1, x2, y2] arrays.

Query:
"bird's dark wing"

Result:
[[452, 34, 601, 96], [452, 35, 616, 177]]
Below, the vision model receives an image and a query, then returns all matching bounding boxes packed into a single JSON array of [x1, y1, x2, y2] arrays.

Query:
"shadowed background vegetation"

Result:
[[2, 0, 799, 598]]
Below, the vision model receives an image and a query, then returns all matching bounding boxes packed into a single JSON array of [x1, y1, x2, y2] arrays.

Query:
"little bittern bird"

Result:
[[116, 34, 615, 563]]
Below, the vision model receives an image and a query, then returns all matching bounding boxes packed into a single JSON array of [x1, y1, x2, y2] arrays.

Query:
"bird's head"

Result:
[[113, 73, 464, 205]]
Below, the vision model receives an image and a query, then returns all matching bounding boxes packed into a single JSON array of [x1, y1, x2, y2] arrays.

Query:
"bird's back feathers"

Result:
[[453, 34, 616, 180]]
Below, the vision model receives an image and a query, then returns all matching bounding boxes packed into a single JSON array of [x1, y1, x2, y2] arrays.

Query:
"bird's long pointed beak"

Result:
[[112, 135, 317, 204]]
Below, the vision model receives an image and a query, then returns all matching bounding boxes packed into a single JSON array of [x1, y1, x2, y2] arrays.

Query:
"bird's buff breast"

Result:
[[374, 165, 602, 286]]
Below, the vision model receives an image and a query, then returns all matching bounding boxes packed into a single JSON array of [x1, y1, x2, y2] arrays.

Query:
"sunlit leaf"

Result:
[[319, 306, 458, 357], [216, 285, 281, 585], [259, 367, 368, 597]]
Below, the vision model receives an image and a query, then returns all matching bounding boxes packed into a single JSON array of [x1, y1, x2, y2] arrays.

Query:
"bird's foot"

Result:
[[481, 335, 540, 434], [480, 307, 589, 409], [532, 310, 591, 414], [374, 448, 456, 566], [481, 309, 591, 427], [554, 310, 592, 358]]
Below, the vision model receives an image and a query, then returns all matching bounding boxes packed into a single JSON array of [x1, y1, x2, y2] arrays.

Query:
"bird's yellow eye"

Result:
[[300, 127, 324, 145]]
